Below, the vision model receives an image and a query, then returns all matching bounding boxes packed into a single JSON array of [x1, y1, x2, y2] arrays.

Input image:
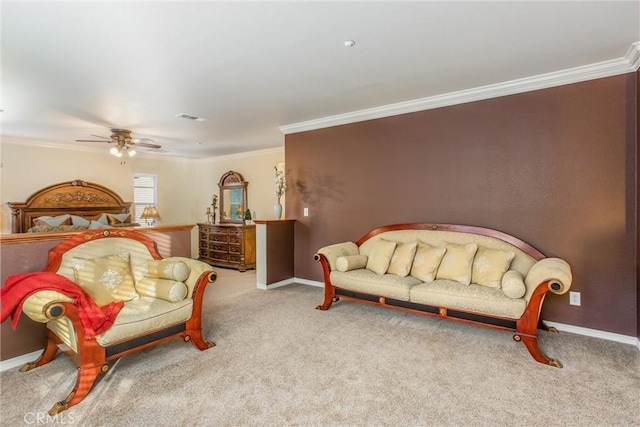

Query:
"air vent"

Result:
[[176, 113, 206, 121]]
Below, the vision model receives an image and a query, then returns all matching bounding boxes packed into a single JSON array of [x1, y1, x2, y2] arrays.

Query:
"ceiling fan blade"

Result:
[[89, 134, 111, 140], [132, 141, 162, 149], [76, 139, 114, 143], [131, 137, 155, 143]]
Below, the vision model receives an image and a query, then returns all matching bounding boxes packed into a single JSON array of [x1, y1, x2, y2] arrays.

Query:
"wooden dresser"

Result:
[[197, 223, 256, 272]]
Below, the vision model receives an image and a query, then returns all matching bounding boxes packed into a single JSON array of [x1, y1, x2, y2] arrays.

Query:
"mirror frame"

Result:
[[218, 170, 248, 224]]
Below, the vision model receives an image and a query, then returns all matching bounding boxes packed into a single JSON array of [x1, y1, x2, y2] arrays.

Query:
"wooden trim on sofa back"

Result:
[[355, 223, 546, 260]]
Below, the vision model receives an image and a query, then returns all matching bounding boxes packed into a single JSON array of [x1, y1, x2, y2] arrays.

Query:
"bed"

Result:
[[7, 180, 137, 234]]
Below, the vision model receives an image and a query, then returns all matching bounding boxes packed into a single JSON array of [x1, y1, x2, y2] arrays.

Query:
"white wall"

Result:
[[0, 142, 285, 257], [194, 147, 285, 225]]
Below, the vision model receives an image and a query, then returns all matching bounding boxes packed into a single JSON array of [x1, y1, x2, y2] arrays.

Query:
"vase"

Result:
[[273, 199, 282, 220]]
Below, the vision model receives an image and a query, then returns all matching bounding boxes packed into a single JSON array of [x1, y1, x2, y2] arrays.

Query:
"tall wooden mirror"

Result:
[[218, 171, 248, 224]]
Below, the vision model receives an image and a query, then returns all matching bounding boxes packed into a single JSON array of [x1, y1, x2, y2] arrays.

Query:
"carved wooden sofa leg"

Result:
[[49, 361, 114, 415], [315, 283, 339, 311], [514, 281, 563, 368], [19, 336, 59, 372]]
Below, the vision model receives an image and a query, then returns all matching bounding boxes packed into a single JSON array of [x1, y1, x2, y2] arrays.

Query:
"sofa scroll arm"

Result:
[[525, 257, 573, 296], [184, 269, 217, 350]]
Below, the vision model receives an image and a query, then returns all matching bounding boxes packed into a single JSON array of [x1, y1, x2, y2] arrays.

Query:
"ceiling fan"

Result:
[[76, 128, 162, 157]]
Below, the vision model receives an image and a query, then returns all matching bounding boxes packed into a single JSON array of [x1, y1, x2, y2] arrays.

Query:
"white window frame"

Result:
[[133, 174, 158, 225]]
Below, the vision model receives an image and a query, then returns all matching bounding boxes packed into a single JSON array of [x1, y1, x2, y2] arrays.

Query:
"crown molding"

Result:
[[195, 146, 284, 163], [280, 41, 640, 135]]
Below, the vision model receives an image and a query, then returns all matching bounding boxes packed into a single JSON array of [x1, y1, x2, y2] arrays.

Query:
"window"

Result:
[[133, 174, 157, 224]]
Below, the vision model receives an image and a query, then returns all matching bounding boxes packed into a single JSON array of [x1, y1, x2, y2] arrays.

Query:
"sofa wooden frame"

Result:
[[314, 223, 567, 368], [19, 229, 217, 415]]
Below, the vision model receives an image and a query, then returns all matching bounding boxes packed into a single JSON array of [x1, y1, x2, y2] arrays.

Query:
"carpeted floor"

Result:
[[1, 269, 639, 426]]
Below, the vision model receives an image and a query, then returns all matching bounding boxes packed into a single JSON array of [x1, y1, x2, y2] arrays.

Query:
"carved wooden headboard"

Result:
[[7, 180, 131, 233]]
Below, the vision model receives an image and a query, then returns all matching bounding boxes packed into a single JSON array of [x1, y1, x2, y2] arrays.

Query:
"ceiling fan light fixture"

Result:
[[127, 147, 137, 157], [109, 146, 120, 156]]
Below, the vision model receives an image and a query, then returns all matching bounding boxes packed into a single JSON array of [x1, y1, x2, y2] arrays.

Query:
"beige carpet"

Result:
[[1, 269, 639, 426]]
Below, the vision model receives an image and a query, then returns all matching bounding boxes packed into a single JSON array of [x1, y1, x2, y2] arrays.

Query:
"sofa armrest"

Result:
[[162, 257, 217, 299], [22, 291, 74, 323], [524, 257, 572, 297], [314, 242, 360, 271]]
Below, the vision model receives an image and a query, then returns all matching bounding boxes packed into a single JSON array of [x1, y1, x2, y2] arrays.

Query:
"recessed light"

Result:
[[343, 40, 355, 47], [177, 113, 206, 121]]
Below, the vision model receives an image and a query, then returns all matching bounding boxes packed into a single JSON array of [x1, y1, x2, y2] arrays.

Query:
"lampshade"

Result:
[[141, 206, 160, 220]]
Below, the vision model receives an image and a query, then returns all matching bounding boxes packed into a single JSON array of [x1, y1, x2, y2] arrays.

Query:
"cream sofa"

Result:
[[315, 223, 572, 367], [6, 229, 217, 415]]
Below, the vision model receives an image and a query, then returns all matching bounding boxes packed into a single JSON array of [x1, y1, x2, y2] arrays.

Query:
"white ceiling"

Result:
[[2, 1, 639, 159]]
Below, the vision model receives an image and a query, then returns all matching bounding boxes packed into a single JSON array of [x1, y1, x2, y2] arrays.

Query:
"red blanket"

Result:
[[0, 272, 123, 339]]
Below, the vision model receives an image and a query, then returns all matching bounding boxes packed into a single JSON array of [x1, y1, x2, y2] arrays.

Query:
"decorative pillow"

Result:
[[501, 270, 526, 299], [436, 243, 478, 285], [96, 213, 110, 225], [72, 253, 138, 306], [34, 215, 72, 227], [70, 215, 90, 227], [142, 260, 190, 282], [336, 254, 368, 272], [88, 220, 109, 229], [107, 213, 132, 226], [387, 241, 418, 277], [135, 277, 188, 302], [28, 225, 87, 233], [471, 246, 516, 288], [410, 243, 447, 282], [365, 239, 397, 275]]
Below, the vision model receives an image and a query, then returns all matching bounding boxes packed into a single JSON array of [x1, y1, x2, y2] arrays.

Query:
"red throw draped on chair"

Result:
[[1, 272, 123, 338]]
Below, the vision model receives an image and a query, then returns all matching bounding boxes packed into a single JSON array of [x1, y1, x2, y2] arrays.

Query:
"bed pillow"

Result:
[[436, 243, 478, 285], [410, 242, 447, 282], [70, 215, 90, 227], [33, 214, 72, 227], [72, 253, 138, 306], [387, 241, 418, 277], [366, 239, 397, 275], [107, 213, 132, 226], [471, 246, 516, 288], [88, 220, 109, 229]]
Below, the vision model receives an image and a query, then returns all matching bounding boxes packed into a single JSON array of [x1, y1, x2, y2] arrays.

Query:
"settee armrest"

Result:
[[524, 257, 572, 298], [314, 242, 360, 271], [22, 291, 74, 323], [162, 257, 217, 299]]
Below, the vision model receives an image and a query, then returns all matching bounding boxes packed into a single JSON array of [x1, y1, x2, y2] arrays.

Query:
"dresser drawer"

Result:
[[210, 243, 229, 252], [210, 252, 229, 262], [229, 245, 241, 254], [212, 234, 229, 243], [229, 254, 242, 264]]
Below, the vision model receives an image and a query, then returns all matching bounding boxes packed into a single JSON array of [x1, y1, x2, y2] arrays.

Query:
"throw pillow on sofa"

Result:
[[71, 253, 138, 306], [336, 254, 368, 272], [366, 239, 397, 275], [410, 242, 446, 282], [141, 260, 190, 282], [471, 246, 515, 288], [501, 270, 526, 299], [387, 241, 418, 277], [136, 277, 188, 302], [436, 243, 478, 285]]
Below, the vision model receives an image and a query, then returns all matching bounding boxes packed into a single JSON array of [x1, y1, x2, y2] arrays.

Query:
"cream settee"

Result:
[[3, 229, 216, 415], [315, 223, 572, 367]]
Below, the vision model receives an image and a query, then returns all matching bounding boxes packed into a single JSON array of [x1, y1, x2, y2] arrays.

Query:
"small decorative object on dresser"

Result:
[[273, 163, 287, 220], [197, 223, 256, 272]]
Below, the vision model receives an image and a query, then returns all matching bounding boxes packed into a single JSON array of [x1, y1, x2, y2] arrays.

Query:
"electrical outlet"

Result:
[[303, 208, 309, 217], [569, 291, 581, 306]]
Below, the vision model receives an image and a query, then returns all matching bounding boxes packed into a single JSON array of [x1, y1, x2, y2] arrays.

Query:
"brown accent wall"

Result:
[[637, 69, 640, 338], [0, 227, 194, 361], [286, 74, 638, 336]]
